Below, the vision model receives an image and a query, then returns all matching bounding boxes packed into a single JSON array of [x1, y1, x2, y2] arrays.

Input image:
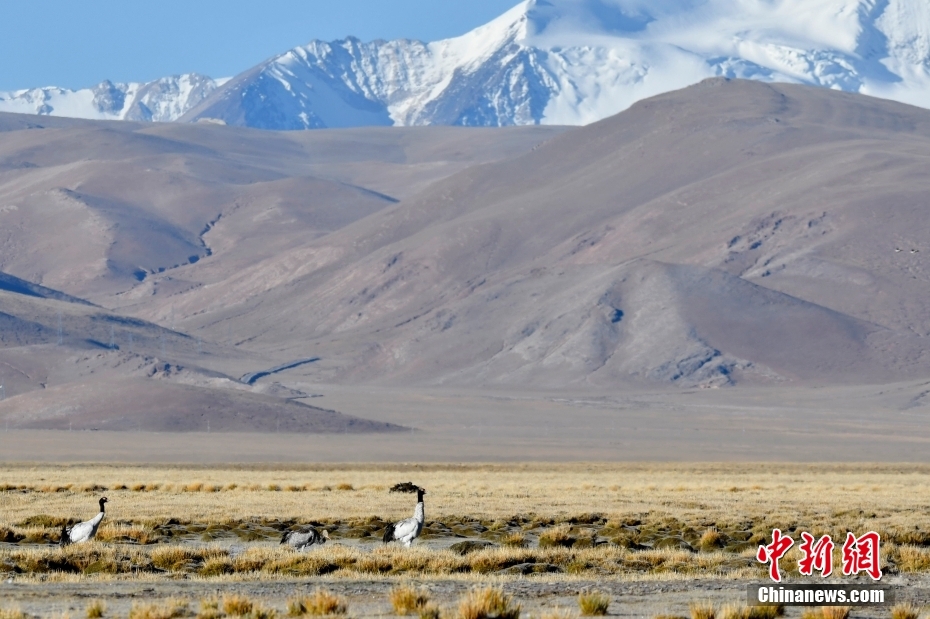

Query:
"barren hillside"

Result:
[[157, 79, 930, 388], [1, 78, 929, 435]]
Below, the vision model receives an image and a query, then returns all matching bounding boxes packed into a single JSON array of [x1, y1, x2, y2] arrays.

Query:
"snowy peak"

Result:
[[0, 74, 222, 122], [5, 1, 930, 129], [180, 0, 930, 130]]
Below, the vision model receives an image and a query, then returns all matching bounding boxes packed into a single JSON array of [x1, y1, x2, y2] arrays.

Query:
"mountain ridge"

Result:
[[4, 0, 930, 129], [0, 74, 222, 122], [159, 79, 930, 388]]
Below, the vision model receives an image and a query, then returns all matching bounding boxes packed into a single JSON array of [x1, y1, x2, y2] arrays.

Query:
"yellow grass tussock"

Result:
[[538, 525, 573, 549], [85, 600, 106, 619], [502, 532, 527, 548], [893, 546, 930, 572], [291, 588, 347, 616], [456, 587, 520, 619], [690, 603, 716, 619], [577, 591, 610, 616], [390, 585, 432, 615], [718, 605, 746, 619], [820, 608, 851, 619], [128, 599, 188, 619], [748, 605, 784, 619], [418, 604, 442, 619], [891, 604, 921, 619]]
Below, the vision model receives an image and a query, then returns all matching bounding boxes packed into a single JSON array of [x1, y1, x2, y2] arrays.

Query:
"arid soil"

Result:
[[2, 575, 925, 618], [3, 381, 930, 461]]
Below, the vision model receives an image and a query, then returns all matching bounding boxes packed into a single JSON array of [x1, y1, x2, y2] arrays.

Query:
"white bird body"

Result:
[[383, 487, 426, 547], [60, 497, 107, 546], [281, 526, 329, 550]]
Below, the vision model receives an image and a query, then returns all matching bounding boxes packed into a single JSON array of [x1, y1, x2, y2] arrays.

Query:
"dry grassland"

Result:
[[2, 463, 930, 580]]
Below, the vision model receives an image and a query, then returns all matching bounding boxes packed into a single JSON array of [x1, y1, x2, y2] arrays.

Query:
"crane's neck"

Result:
[[414, 501, 424, 523], [98, 499, 106, 514]]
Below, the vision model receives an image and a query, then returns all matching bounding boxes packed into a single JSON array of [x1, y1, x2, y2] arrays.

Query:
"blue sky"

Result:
[[0, 1, 519, 91]]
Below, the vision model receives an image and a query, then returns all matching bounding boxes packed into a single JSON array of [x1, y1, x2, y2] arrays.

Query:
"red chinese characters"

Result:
[[756, 528, 795, 582], [798, 532, 834, 577], [842, 531, 882, 580]]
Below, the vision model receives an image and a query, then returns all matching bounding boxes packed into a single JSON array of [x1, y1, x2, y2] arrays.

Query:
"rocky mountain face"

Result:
[[183, 0, 930, 129], [4, 0, 930, 129], [0, 73, 220, 122]]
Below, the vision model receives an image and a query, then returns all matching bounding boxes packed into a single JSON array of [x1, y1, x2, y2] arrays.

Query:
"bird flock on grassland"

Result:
[[58, 483, 427, 550]]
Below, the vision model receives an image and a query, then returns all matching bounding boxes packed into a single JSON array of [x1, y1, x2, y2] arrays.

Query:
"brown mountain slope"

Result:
[[158, 78, 930, 387], [0, 378, 403, 433], [0, 279, 405, 433], [0, 116, 563, 300], [0, 117, 563, 431]]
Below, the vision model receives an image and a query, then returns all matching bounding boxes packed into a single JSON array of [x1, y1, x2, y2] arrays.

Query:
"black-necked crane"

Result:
[[383, 483, 426, 547], [60, 497, 107, 546]]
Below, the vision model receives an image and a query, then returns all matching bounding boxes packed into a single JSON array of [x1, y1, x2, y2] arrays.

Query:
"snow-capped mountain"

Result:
[[0, 74, 222, 122], [181, 0, 930, 129], [4, 0, 930, 129]]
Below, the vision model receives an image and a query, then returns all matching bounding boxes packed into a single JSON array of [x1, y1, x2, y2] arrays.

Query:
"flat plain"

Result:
[[3, 380, 930, 462], [2, 462, 930, 617]]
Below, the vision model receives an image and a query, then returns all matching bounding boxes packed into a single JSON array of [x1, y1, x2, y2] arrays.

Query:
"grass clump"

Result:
[[223, 595, 255, 616], [820, 608, 850, 619], [129, 599, 188, 619], [895, 546, 930, 572], [502, 532, 527, 548], [690, 603, 715, 619], [699, 529, 724, 550], [16, 514, 68, 528], [577, 591, 610, 616], [97, 523, 153, 545], [289, 589, 347, 616], [197, 598, 222, 619], [218, 594, 277, 619], [151, 546, 196, 571], [747, 605, 784, 619], [718, 604, 784, 619], [538, 525, 573, 549], [389, 586, 432, 615], [891, 604, 921, 619], [456, 587, 520, 619], [418, 605, 442, 619], [0, 608, 26, 619], [86, 599, 106, 618], [540, 610, 578, 619], [718, 606, 747, 619]]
